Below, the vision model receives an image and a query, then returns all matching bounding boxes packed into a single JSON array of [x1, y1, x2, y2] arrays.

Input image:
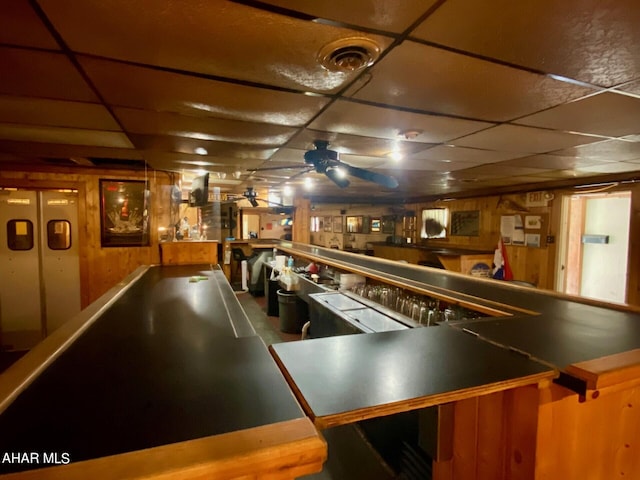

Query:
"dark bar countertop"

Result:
[[0, 265, 317, 476], [270, 326, 554, 429], [276, 241, 640, 375]]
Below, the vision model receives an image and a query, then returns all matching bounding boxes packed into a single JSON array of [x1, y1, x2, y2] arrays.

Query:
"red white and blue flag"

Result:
[[492, 238, 514, 280]]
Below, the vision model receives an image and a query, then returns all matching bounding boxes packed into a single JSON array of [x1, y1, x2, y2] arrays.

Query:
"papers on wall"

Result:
[[500, 215, 524, 245], [525, 233, 541, 248], [525, 215, 542, 229], [501, 214, 549, 248]]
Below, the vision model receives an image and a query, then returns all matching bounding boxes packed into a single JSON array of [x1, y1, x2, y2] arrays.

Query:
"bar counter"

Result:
[[272, 241, 640, 479], [0, 265, 325, 479], [276, 241, 640, 375]]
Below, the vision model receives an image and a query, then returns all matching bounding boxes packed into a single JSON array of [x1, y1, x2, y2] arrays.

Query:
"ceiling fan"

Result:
[[248, 140, 399, 189], [227, 187, 293, 214]]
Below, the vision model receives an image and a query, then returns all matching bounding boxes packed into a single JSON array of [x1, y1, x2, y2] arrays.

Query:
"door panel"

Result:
[[40, 191, 81, 333], [580, 195, 630, 303], [0, 190, 42, 349]]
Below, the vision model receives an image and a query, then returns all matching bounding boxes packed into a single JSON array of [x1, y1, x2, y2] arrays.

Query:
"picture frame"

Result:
[[100, 179, 150, 247], [324, 216, 333, 232], [346, 216, 363, 233], [450, 210, 480, 236], [333, 216, 343, 233]]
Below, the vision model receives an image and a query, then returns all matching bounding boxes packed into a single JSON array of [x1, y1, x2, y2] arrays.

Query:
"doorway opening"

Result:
[[556, 190, 631, 304]]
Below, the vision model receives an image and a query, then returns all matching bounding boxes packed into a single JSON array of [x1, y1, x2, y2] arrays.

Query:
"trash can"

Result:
[[277, 289, 305, 333]]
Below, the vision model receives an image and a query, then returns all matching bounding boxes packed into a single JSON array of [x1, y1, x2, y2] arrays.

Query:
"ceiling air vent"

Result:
[[318, 37, 381, 72]]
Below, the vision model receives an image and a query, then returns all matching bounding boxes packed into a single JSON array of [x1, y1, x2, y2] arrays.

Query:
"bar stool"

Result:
[[232, 248, 251, 281]]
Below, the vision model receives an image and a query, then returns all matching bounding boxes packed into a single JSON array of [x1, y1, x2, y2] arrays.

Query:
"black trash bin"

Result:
[[277, 289, 306, 333]]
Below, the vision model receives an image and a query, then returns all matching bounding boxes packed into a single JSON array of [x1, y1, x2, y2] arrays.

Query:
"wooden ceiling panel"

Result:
[[0, 124, 132, 148], [257, 0, 439, 33], [79, 57, 330, 126], [0, 47, 97, 102], [0, 95, 120, 131], [113, 108, 298, 146], [452, 124, 602, 154], [352, 41, 597, 122], [515, 92, 640, 137], [308, 99, 493, 143], [411, 0, 640, 88], [0, 0, 59, 49], [39, 0, 393, 94]]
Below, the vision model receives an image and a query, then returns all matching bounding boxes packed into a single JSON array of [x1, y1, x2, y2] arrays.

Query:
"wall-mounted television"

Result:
[[189, 173, 209, 207]]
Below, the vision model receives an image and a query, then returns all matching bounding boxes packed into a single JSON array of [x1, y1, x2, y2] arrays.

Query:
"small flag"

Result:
[[493, 238, 514, 280]]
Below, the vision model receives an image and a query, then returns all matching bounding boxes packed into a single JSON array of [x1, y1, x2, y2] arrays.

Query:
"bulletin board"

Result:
[[450, 210, 480, 236], [500, 213, 549, 248]]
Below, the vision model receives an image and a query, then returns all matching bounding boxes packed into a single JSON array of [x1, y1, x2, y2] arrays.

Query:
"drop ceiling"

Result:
[[2, 0, 640, 201]]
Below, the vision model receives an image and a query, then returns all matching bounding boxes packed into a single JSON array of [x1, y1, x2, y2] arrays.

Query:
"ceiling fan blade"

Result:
[[343, 164, 399, 189], [247, 165, 310, 172], [276, 167, 315, 186], [249, 198, 259, 207], [325, 168, 350, 188]]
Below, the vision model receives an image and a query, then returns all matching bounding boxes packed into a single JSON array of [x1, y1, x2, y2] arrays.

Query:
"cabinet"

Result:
[[159, 241, 219, 266]]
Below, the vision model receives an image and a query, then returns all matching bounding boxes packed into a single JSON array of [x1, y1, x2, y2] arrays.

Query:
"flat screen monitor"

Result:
[[189, 173, 209, 207]]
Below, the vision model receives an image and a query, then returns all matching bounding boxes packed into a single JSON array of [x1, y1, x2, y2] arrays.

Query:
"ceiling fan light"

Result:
[[194, 147, 208, 155], [390, 151, 404, 161]]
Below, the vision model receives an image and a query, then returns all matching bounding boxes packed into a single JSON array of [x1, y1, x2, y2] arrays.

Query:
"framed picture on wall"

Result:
[[100, 179, 150, 247], [324, 216, 332, 232], [333, 216, 343, 233]]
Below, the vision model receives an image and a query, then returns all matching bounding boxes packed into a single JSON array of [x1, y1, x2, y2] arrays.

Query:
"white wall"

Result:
[[259, 213, 290, 239], [580, 195, 631, 303]]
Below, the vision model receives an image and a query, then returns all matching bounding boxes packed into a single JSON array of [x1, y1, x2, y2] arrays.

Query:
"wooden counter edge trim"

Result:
[[0, 266, 150, 416], [564, 348, 640, 391], [312, 370, 556, 429], [280, 242, 640, 315], [279, 363, 555, 431], [269, 345, 318, 423], [0, 417, 327, 480], [276, 245, 534, 318]]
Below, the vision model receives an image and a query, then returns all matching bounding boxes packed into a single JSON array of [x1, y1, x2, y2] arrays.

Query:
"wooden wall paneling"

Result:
[[476, 391, 507, 480], [0, 167, 172, 307], [293, 197, 310, 244], [536, 381, 640, 480], [628, 187, 640, 305], [535, 382, 576, 479], [503, 384, 539, 480], [545, 195, 562, 292], [564, 196, 585, 296], [451, 397, 479, 480], [412, 194, 559, 289]]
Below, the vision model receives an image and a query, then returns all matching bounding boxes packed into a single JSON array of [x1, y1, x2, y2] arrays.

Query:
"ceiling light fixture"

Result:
[[398, 129, 422, 140], [390, 151, 404, 161], [194, 147, 208, 155], [304, 177, 313, 189], [232, 170, 242, 179]]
